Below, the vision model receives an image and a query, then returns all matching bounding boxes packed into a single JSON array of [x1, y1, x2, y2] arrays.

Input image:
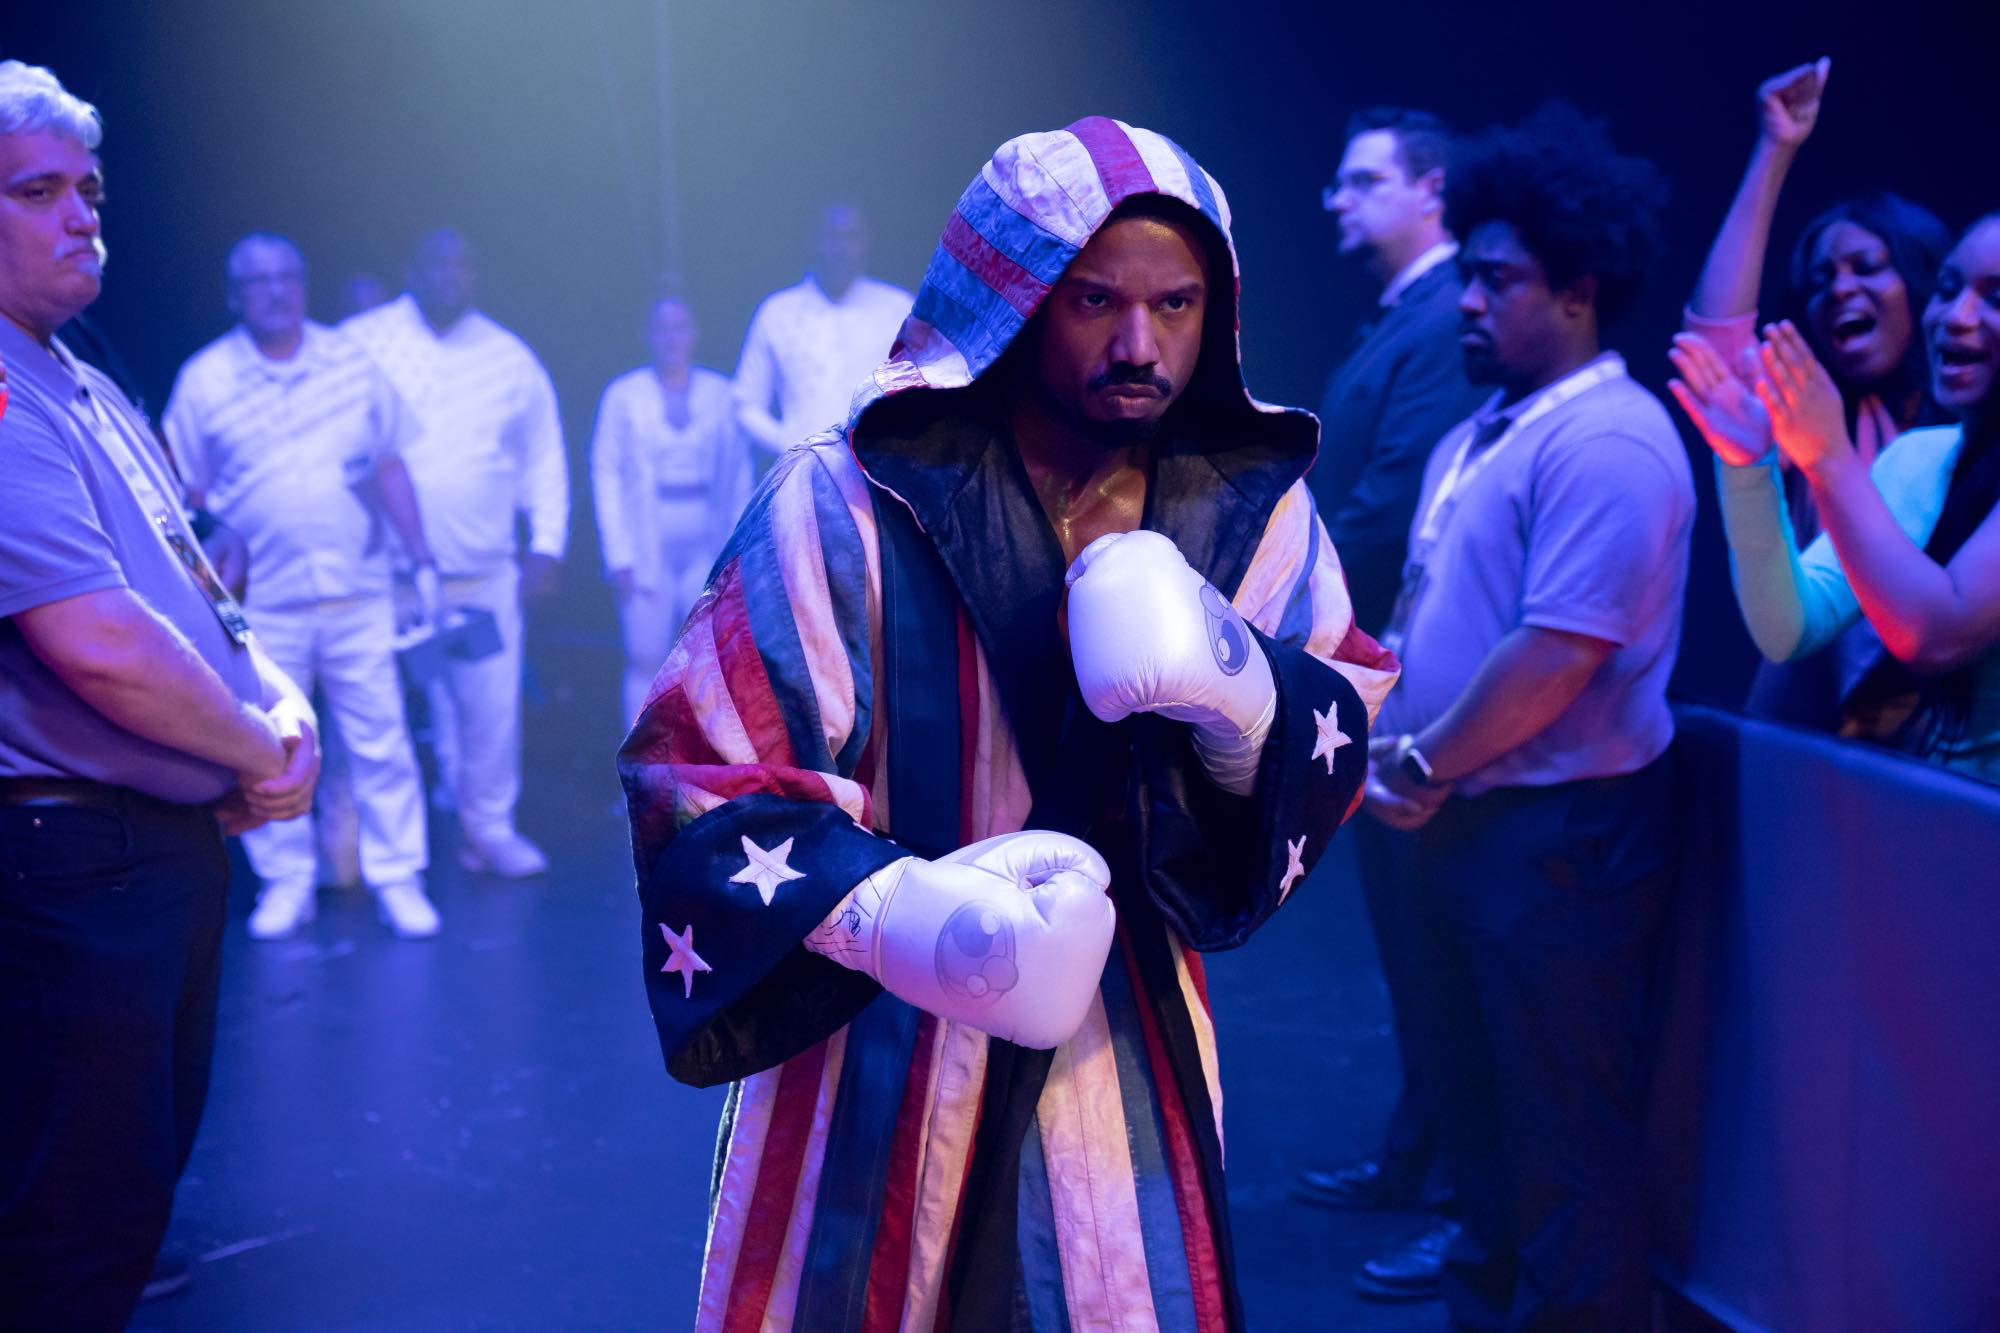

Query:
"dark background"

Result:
[[6, 0, 1996, 709]]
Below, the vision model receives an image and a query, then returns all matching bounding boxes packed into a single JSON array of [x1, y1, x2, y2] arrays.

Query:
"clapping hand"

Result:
[[1668, 332, 1773, 467], [1753, 321, 1856, 485], [1756, 57, 1831, 149]]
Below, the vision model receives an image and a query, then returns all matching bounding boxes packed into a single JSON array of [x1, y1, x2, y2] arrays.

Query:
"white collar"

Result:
[[1380, 240, 1458, 309]]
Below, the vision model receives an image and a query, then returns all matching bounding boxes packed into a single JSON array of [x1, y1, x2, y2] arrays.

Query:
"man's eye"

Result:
[[1160, 295, 1191, 312], [1079, 292, 1109, 309]]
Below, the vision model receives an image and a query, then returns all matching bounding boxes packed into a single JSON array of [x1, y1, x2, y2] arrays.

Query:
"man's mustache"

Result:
[[1088, 363, 1174, 395]]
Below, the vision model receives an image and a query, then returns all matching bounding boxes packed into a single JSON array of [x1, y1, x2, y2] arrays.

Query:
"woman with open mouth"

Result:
[[1672, 212, 2000, 785], [1676, 57, 1953, 728]]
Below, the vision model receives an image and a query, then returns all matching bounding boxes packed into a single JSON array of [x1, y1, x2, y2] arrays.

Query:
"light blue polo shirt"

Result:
[[0, 316, 264, 803], [1380, 353, 1696, 794]]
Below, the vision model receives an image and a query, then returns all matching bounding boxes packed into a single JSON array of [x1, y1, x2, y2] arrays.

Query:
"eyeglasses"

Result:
[[1321, 169, 1391, 211]]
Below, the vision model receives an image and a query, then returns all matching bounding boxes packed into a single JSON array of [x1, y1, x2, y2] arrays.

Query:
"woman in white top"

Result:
[[591, 297, 754, 723]]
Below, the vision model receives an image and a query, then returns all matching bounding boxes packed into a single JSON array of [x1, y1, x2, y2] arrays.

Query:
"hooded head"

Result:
[[849, 117, 1309, 461]]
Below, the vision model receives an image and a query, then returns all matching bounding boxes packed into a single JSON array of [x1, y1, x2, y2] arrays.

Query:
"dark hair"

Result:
[[1342, 107, 1451, 181], [1443, 102, 1667, 322], [1784, 191, 1952, 415]]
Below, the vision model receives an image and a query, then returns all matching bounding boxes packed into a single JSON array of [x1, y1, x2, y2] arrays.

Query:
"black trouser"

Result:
[[0, 784, 227, 1333], [1354, 817, 1445, 1201], [1379, 758, 1675, 1331]]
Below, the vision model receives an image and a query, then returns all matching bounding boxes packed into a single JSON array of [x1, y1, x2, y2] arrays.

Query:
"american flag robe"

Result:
[[620, 117, 1399, 1331]]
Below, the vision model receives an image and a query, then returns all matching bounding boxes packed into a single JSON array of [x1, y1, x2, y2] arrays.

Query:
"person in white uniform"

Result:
[[341, 228, 569, 878], [164, 233, 443, 939], [591, 295, 752, 724], [733, 202, 912, 463]]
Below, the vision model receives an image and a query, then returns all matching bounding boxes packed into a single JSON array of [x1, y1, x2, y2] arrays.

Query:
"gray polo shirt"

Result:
[[0, 317, 263, 803], [1379, 353, 1694, 794]]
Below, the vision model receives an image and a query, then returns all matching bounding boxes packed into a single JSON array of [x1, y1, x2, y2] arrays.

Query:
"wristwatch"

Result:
[[1394, 735, 1436, 787]]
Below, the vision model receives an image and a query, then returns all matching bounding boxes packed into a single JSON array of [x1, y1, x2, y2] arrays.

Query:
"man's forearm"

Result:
[[1412, 626, 1612, 783], [373, 456, 434, 567], [17, 587, 284, 778]]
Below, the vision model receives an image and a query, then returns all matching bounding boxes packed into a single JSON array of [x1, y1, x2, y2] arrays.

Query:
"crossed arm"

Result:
[[16, 587, 319, 830]]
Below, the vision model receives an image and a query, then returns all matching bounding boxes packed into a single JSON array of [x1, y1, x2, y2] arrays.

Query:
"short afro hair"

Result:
[[1444, 103, 1667, 322]]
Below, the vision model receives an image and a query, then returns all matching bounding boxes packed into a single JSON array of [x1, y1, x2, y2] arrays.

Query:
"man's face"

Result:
[[1456, 221, 1574, 387], [815, 205, 868, 288], [0, 128, 106, 338], [1325, 130, 1437, 264], [1031, 211, 1210, 447], [227, 238, 306, 347], [648, 298, 697, 368], [409, 230, 476, 326]]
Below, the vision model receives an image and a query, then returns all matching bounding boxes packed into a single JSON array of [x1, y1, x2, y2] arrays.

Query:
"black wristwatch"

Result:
[[1394, 735, 1436, 787]]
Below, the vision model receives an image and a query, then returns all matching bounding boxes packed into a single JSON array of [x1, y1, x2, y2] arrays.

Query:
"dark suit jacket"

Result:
[[1310, 262, 1487, 635]]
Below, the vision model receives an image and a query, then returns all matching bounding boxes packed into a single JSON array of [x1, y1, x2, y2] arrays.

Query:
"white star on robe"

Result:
[[1279, 836, 1308, 901], [659, 922, 712, 999], [1311, 702, 1352, 775], [730, 835, 805, 906]]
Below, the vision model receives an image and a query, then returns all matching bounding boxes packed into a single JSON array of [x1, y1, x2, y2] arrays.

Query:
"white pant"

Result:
[[426, 565, 526, 841], [619, 529, 713, 724], [241, 596, 427, 888]]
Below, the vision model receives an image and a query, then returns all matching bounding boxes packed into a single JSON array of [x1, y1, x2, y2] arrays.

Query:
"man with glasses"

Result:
[[1299, 106, 1484, 1303], [164, 232, 443, 939]]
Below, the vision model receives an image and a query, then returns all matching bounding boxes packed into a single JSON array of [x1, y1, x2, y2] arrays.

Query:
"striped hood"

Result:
[[850, 116, 1311, 459]]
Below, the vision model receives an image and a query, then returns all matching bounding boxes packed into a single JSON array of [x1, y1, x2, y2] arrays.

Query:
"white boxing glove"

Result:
[[1065, 530, 1276, 794], [803, 830, 1115, 1049]]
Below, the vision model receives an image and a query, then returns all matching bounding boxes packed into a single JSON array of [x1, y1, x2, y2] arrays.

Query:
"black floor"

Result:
[[130, 717, 1441, 1330]]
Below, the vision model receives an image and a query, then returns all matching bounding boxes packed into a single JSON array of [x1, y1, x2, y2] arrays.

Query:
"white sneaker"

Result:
[[376, 880, 441, 938], [248, 879, 316, 940], [458, 830, 549, 878]]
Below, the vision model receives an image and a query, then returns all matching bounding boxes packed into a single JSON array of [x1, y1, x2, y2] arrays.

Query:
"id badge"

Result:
[[156, 514, 253, 645], [1379, 559, 1426, 661]]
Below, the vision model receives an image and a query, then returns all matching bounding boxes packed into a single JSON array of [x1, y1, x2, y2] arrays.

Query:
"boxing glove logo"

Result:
[[1200, 584, 1250, 677], [934, 901, 1021, 1006]]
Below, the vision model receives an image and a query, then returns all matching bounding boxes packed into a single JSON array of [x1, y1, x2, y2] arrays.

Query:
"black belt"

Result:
[[0, 777, 205, 815]]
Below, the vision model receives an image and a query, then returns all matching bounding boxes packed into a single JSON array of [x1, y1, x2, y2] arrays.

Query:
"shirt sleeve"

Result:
[[513, 354, 570, 559], [588, 379, 633, 575], [1716, 432, 1946, 662], [732, 302, 789, 456], [1518, 430, 1687, 646], [368, 363, 419, 464], [0, 408, 127, 619], [159, 364, 212, 500], [619, 447, 906, 1087], [1683, 306, 1760, 380]]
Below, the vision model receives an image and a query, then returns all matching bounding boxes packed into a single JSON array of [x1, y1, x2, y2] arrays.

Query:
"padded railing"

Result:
[[1648, 705, 2000, 1331]]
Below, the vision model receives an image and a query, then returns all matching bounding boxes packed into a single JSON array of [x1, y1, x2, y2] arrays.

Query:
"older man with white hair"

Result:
[[0, 61, 319, 1327], [164, 232, 443, 938]]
